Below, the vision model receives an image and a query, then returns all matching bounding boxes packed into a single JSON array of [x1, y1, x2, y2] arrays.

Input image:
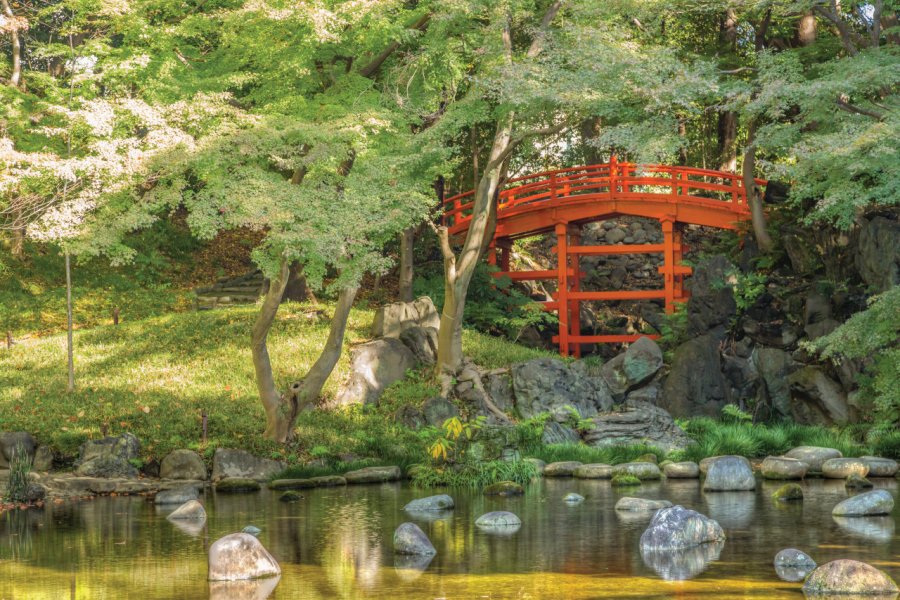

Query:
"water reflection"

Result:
[[775, 564, 814, 582], [393, 553, 434, 582], [404, 509, 453, 523], [209, 575, 280, 600], [703, 491, 756, 529], [169, 518, 206, 537], [640, 540, 724, 580], [832, 515, 896, 541]]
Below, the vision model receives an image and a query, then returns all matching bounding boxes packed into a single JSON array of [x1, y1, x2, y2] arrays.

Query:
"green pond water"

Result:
[[0, 477, 897, 599]]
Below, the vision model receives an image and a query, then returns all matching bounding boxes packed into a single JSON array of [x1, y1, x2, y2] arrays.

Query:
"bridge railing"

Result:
[[442, 160, 763, 233]]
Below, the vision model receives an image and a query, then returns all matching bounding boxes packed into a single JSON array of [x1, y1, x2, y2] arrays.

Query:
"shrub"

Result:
[[531, 443, 669, 465], [871, 430, 900, 459]]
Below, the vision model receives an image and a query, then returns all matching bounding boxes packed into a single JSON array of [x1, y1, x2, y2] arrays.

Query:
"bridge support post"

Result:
[[673, 225, 686, 303], [661, 219, 675, 314], [497, 238, 512, 272], [568, 224, 582, 358], [555, 223, 570, 356]]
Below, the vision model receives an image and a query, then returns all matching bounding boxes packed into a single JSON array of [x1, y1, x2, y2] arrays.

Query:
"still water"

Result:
[[0, 477, 897, 599]]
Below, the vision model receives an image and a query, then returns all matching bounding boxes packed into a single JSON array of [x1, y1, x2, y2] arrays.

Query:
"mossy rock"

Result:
[[215, 477, 261, 493], [845, 474, 874, 489], [658, 460, 673, 469], [484, 480, 525, 496], [611, 473, 641, 487], [773, 483, 803, 502], [636, 453, 658, 464], [279, 491, 303, 502], [269, 478, 316, 490]]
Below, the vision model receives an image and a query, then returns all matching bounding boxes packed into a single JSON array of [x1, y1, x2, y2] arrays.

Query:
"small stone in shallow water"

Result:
[[802, 559, 899, 595], [483, 481, 524, 496], [216, 478, 261, 493], [845, 474, 873, 489], [393, 522, 436, 555], [208, 533, 280, 581], [663, 461, 699, 479], [831, 489, 894, 516], [703, 455, 755, 491], [573, 463, 612, 479], [774, 548, 816, 568], [772, 483, 803, 502], [543, 461, 582, 477], [279, 491, 303, 503], [784, 446, 842, 472], [861, 456, 899, 477], [563, 493, 584, 503], [760, 456, 808, 480], [475, 511, 522, 528], [615, 497, 672, 511], [166, 499, 207, 521], [241, 525, 262, 536], [612, 462, 661, 480], [821, 458, 869, 479], [404, 494, 454, 511]]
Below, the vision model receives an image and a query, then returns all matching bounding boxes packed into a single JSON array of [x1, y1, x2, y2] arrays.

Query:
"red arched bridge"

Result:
[[443, 158, 765, 356]]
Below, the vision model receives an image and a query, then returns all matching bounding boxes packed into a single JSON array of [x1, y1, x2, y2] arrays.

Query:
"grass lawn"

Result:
[[0, 300, 555, 467]]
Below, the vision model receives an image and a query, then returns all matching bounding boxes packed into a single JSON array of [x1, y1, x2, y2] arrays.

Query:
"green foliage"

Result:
[[611, 473, 641, 487], [415, 263, 557, 342], [460, 328, 559, 370], [530, 443, 669, 465], [806, 287, 900, 426], [410, 459, 537, 489], [726, 268, 768, 312], [871, 431, 900, 460], [721, 404, 753, 424], [658, 303, 689, 354], [680, 417, 869, 462], [4, 446, 31, 503], [428, 416, 486, 464], [273, 458, 407, 482]]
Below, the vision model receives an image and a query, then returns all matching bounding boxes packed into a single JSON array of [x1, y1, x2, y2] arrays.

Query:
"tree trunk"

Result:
[[1, 0, 23, 88], [399, 227, 415, 302], [797, 11, 817, 46], [717, 111, 738, 172], [253, 259, 291, 441], [65, 252, 75, 392], [742, 123, 774, 253]]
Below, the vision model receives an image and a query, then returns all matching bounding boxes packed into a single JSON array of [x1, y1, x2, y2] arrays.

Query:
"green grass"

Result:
[[461, 328, 558, 369], [530, 443, 669, 465], [410, 459, 538, 488]]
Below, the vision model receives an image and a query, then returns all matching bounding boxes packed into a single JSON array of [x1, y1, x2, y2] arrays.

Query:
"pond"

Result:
[[1, 477, 897, 599]]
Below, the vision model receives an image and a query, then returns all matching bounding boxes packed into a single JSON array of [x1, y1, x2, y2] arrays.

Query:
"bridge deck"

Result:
[[443, 159, 761, 355]]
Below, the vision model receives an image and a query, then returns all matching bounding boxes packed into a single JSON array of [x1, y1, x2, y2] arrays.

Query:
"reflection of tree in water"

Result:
[[317, 497, 385, 595]]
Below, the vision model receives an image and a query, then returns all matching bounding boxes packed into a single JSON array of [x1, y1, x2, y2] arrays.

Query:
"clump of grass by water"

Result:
[[410, 460, 537, 488], [530, 443, 669, 465], [4, 446, 32, 503]]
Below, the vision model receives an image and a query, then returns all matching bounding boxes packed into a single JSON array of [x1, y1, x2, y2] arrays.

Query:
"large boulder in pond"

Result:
[[583, 401, 691, 451], [211, 449, 283, 482], [371, 296, 440, 338], [664, 462, 700, 479], [334, 338, 417, 406], [616, 497, 673, 512], [155, 486, 199, 505], [803, 560, 899, 596], [862, 456, 899, 477], [612, 462, 661, 480], [639, 505, 725, 551], [574, 463, 613, 479], [600, 337, 664, 399], [393, 523, 436, 555], [832, 490, 894, 517], [510, 358, 612, 421], [543, 461, 582, 477], [760, 456, 808, 480], [0, 431, 36, 468], [784, 446, 842, 473], [404, 495, 454, 511], [208, 533, 281, 581], [160, 449, 208, 480], [822, 457, 869, 479], [167, 500, 207, 521], [703, 455, 755, 491], [74, 433, 140, 478]]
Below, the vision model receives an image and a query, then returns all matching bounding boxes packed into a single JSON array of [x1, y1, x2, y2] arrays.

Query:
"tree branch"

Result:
[[813, 3, 859, 55], [835, 96, 886, 120], [359, 13, 430, 79], [527, 1, 564, 58], [487, 121, 568, 171]]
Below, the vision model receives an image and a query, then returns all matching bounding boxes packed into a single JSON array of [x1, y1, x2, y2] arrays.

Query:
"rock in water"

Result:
[[639, 505, 725, 551], [663, 462, 699, 479], [831, 489, 894, 516], [784, 446, 842, 472], [574, 463, 612, 479], [845, 474, 873, 489], [160, 449, 208, 480], [822, 458, 869, 479], [215, 478, 261, 493], [703, 456, 755, 491], [242, 526, 262, 536], [760, 456, 808, 480], [393, 522, 436, 555], [803, 560, 899, 595], [543, 461, 583, 477], [343, 465, 402, 484], [563, 493, 584, 503], [167, 500, 207, 521], [615, 497, 673, 512], [772, 483, 803, 502], [279, 491, 303, 503], [484, 481, 525, 496], [74, 433, 141, 478], [208, 533, 280, 581], [774, 548, 816, 568], [154, 486, 199, 505], [404, 495, 454, 511], [861, 456, 899, 477], [476, 511, 522, 528], [612, 462, 661, 480], [640, 541, 723, 581]]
